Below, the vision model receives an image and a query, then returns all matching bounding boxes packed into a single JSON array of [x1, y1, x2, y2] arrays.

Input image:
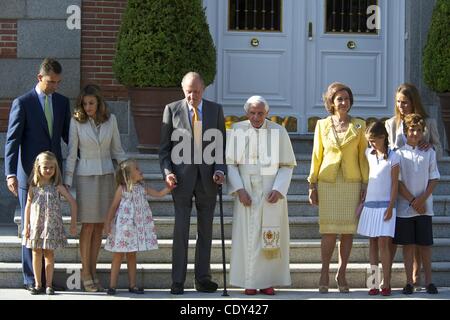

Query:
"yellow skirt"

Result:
[[318, 170, 361, 234]]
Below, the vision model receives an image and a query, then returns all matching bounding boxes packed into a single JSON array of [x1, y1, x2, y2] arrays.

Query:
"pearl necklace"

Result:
[[332, 116, 349, 130]]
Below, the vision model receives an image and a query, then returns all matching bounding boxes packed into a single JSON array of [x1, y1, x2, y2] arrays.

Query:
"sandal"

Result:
[[93, 276, 104, 292], [318, 285, 329, 294], [335, 275, 350, 293], [82, 278, 99, 292]]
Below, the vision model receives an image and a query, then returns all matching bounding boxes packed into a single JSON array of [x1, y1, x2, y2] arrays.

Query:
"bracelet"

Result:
[[409, 197, 416, 206]]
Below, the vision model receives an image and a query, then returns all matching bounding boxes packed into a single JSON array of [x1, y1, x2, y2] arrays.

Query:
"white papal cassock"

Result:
[[226, 120, 297, 289]]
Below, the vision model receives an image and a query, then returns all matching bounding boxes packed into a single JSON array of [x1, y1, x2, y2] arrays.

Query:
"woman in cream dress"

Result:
[[65, 84, 126, 292]]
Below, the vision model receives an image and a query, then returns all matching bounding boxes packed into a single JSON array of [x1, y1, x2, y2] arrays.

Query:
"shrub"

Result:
[[113, 0, 216, 87], [423, 0, 450, 93]]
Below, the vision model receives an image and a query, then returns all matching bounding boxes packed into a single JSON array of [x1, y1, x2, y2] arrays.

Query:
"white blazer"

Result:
[[64, 114, 126, 186]]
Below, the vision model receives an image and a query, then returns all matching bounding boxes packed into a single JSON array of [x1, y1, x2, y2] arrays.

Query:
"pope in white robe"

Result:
[[226, 96, 297, 293]]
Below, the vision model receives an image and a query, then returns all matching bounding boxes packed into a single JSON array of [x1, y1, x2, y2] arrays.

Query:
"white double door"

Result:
[[206, 0, 405, 133]]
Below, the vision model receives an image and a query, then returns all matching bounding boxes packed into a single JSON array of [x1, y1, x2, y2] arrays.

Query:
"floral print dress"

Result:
[[22, 185, 67, 250], [105, 184, 158, 252]]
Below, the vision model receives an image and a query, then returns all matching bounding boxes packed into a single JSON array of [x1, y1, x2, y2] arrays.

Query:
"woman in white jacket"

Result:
[[65, 84, 126, 292]]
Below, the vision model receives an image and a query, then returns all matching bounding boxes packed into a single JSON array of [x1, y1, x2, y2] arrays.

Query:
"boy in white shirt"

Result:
[[394, 113, 440, 295]]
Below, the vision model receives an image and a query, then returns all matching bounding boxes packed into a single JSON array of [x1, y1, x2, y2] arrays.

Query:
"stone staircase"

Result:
[[2, 151, 450, 289]]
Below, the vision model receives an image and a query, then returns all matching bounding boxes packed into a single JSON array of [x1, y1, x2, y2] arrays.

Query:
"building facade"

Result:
[[0, 0, 445, 221]]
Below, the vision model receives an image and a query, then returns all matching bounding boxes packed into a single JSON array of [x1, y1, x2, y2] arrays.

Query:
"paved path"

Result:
[[0, 287, 449, 300]]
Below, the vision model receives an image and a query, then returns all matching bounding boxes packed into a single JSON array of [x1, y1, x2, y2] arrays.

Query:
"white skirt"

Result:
[[357, 201, 396, 237]]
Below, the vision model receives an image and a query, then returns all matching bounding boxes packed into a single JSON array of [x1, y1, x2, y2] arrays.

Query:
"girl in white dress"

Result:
[[104, 159, 173, 295], [357, 121, 399, 296]]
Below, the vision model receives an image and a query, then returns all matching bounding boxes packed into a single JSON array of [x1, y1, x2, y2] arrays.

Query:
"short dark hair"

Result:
[[39, 58, 62, 75]]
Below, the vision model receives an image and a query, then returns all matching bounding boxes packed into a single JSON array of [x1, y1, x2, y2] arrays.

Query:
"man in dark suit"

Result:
[[4, 58, 71, 291], [159, 72, 226, 294]]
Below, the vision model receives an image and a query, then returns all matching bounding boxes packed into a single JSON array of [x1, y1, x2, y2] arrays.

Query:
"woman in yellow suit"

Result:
[[308, 82, 369, 293]]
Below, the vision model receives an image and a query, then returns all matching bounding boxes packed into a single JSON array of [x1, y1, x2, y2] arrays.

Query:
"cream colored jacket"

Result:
[[64, 114, 126, 186]]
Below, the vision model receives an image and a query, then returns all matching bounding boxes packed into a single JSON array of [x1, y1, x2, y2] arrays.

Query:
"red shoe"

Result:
[[244, 289, 257, 295], [368, 288, 380, 295], [260, 287, 275, 295], [381, 287, 391, 296]]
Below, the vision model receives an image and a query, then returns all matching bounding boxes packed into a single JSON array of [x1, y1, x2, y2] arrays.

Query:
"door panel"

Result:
[[210, 0, 404, 133], [217, 0, 302, 121], [224, 50, 287, 97], [321, 52, 382, 101]]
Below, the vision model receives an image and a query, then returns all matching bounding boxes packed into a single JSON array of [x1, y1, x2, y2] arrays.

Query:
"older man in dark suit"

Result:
[[4, 58, 71, 291], [159, 72, 226, 294]]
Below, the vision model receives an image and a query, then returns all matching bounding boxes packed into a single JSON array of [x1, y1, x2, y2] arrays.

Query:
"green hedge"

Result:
[[113, 0, 216, 87], [423, 0, 450, 93]]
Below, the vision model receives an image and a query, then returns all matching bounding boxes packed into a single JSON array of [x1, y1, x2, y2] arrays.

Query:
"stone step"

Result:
[[100, 195, 450, 217], [2, 236, 450, 264], [142, 173, 450, 196], [20, 186, 450, 220], [1, 262, 450, 288], [14, 216, 450, 240], [130, 153, 450, 175]]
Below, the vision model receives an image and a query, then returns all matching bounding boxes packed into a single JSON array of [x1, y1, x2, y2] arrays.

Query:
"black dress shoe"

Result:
[[24, 284, 35, 291], [170, 283, 184, 295], [129, 286, 144, 294], [29, 287, 45, 295], [195, 279, 218, 293]]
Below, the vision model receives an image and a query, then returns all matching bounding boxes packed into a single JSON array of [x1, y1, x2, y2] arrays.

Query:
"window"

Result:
[[325, 0, 378, 34], [229, 0, 282, 32]]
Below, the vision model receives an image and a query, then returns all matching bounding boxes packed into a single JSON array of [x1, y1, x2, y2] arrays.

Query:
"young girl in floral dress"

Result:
[[23, 151, 78, 295], [104, 159, 173, 295]]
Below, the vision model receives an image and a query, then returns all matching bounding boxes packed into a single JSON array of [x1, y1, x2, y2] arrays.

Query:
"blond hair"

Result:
[[29, 151, 62, 187], [116, 159, 139, 192], [394, 83, 429, 126]]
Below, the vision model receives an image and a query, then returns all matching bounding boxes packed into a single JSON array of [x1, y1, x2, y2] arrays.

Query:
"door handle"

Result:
[[308, 22, 313, 40]]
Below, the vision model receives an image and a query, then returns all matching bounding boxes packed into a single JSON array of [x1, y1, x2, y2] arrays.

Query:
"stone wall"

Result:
[[0, 0, 138, 154]]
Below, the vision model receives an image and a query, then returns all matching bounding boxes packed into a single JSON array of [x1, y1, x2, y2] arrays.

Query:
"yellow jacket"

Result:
[[308, 116, 369, 184]]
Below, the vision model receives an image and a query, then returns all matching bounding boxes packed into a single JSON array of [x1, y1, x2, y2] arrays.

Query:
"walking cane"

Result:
[[218, 184, 229, 296]]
